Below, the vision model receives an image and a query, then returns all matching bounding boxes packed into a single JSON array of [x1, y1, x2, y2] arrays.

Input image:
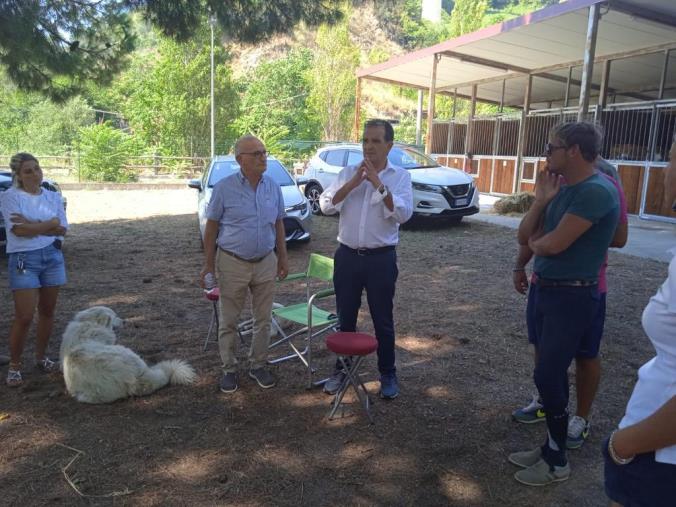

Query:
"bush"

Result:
[[493, 192, 535, 214], [76, 123, 142, 182]]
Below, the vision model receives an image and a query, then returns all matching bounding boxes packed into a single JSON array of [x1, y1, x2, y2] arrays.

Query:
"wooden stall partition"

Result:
[[431, 123, 450, 154], [444, 156, 465, 169], [492, 159, 516, 194], [476, 158, 492, 192], [616, 164, 644, 215], [643, 166, 676, 218], [520, 182, 536, 192]]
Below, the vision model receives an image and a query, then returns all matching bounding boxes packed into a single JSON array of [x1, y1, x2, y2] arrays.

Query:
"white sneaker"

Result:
[[567, 415, 590, 449]]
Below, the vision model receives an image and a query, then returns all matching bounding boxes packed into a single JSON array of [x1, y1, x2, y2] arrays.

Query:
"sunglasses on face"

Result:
[[239, 150, 267, 158], [544, 143, 567, 157]]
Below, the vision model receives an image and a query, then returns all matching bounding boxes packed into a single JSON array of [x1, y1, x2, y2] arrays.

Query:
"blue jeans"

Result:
[[333, 244, 398, 375], [8, 243, 66, 290], [529, 285, 600, 466]]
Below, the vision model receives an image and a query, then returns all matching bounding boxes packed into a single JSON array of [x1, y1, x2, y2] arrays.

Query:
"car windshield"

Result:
[[208, 159, 295, 187], [388, 147, 441, 170]]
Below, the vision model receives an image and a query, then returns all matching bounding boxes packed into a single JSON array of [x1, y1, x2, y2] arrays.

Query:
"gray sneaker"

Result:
[[219, 372, 238, 393], [508, 447, 542, 468], [323, 370, 346, 395], [249, 368, 276, 389], [514, 458, 570, 486]]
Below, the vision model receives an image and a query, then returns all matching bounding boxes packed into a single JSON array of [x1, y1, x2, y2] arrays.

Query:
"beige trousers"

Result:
[[216, 249, 277, 373]]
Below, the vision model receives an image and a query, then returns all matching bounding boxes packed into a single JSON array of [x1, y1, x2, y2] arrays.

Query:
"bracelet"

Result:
[[512, 268, 526, 272], [608, 430, 635, 465]]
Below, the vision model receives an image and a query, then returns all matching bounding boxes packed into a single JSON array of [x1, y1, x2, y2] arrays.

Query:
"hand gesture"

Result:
[[534, 169, 560, 204], [513, 270, 529, 294], [362, 158, 382, 189], [348, 164, 367, 190]]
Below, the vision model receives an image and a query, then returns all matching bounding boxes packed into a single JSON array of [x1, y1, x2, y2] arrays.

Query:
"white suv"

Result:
[[302, 144, 479, 221]]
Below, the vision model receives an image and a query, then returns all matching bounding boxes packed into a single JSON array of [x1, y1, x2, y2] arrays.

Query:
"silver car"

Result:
[[188, 155, 311, 243], [302, 144, 479, 222]]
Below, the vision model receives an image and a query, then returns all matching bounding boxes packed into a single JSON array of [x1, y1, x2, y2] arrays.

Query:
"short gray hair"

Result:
[[234, 135, 261, 156], [9, 152, 39, 188]]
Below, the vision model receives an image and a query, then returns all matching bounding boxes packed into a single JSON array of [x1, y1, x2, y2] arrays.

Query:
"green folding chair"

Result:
[[268, 253, 339, 387]]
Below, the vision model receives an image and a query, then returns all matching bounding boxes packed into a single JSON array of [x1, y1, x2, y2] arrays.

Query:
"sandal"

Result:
[[6, 369, 23, 387], [36, 357, 59, 373]]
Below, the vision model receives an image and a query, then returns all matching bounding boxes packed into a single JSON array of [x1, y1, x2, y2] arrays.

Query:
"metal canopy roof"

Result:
[[357, 0, 676, 109]]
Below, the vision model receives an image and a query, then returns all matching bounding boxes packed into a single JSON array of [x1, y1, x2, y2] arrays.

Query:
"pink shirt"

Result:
[[597, 173, 628, 293]]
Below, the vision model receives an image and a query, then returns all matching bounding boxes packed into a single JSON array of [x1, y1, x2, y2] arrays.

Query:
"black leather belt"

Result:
[[340, 244, 395, 256], [536, 278, 598, 288], [220, 248, 270, 263]]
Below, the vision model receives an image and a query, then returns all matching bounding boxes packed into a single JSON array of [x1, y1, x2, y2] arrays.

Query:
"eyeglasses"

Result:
[[239, 150, 267, 158], [544, 143, 567, 156]]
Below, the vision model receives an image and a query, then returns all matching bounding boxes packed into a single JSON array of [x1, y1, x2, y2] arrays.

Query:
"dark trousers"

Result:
[[529, 285, 600, 466], [333, 244, 398, 375]]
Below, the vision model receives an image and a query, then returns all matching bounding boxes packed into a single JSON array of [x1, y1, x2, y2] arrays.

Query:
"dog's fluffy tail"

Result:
[[154, 359, 196, 385]]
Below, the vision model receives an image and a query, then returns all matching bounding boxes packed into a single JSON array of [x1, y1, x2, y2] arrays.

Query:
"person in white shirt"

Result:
[[0, 153, 68, 387], [320, 119, 413, 399], [604, 134, 676, 507]]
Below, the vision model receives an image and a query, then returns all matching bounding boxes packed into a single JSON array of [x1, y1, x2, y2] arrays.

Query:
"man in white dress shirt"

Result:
[[320, 119, 413, 399]]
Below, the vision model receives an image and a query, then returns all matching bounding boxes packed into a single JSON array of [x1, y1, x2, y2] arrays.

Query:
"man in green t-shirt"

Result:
[[510, 122, 619, 486]]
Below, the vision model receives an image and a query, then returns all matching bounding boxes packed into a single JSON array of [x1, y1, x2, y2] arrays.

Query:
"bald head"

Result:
[[234, 135, 263, 156]]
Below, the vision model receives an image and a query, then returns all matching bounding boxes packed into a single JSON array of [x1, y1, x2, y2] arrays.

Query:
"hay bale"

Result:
[[493, 192, 535, 214]]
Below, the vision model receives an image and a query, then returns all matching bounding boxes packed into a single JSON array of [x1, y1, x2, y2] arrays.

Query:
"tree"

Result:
[[77, 123, 141, 182], [307, 21, 360, 142], [0, 0, 346, 101], [234, 49, 319, 142], [450, 0, 489, 37]]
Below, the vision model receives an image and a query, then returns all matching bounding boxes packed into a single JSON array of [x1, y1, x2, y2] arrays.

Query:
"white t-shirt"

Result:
[[0, 186, 68, 254], [619, 247, 676, 464]]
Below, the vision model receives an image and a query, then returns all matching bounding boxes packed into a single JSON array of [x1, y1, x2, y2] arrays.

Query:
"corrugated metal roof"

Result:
[[357, 0, 676, 108]]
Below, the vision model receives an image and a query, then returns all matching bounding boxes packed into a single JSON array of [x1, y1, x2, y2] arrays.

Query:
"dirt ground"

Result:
[[0, 188, 669, 506]]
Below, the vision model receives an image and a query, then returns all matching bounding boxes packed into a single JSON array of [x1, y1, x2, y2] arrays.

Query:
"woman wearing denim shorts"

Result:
[[0, 153, 67, 387]]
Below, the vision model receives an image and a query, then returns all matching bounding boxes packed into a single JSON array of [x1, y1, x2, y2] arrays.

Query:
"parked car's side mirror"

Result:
[[295, 175, 309, 186], [187, 179, 202, 191]]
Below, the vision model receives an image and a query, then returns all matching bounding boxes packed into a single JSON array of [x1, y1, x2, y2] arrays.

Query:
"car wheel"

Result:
[[305, 183, 324, 215]]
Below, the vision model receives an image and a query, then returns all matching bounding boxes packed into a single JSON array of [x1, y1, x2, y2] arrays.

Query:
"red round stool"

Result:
[[325, 331, 378, 423]]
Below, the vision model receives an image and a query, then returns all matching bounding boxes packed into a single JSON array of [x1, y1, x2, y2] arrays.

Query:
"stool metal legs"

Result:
[[328, 356, 374, 424]]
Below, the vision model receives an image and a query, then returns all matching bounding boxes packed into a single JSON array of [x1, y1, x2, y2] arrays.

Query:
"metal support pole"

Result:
[[578, 4, 601, 121], [499, 79, 506, 113], [210, 15, 216, 158], [416, 90, 423, 146], [354, 78, 362, 142], [515, 75, 533, 193], [425, 53, 440, 154], [658, 49, 670, 100], [599, 60, 611, 109], [465, 84, 477, 155], [564, 66, 573, 108]]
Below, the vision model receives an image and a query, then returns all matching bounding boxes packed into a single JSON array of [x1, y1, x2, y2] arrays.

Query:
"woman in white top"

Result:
[[0, 153, 68, 387], [604, 135, 676, 506]]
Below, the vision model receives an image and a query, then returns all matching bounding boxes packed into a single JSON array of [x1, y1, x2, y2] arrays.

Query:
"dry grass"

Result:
[[0, 188, 667, 506]]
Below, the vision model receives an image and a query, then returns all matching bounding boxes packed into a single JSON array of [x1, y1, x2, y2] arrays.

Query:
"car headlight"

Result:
[[285, 200, 308, 213], [412, 182, 444, 193]]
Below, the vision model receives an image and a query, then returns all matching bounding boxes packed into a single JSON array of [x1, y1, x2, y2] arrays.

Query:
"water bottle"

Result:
[[204, 272, 217, 290]]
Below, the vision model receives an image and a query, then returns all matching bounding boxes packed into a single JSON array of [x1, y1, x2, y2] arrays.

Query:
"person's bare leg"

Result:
[[575, 356, 601, 419], [35, 286, 60, 361], [8, 289, 39, 367]]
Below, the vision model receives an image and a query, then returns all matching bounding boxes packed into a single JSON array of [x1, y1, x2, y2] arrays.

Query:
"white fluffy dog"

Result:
[[60, 306, 196, 404]]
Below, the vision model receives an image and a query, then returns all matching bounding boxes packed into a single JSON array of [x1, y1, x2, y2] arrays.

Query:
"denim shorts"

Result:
[[527, 284, 605, 358], [8, 243, 67, 290], [603, 436, 676, 507]]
